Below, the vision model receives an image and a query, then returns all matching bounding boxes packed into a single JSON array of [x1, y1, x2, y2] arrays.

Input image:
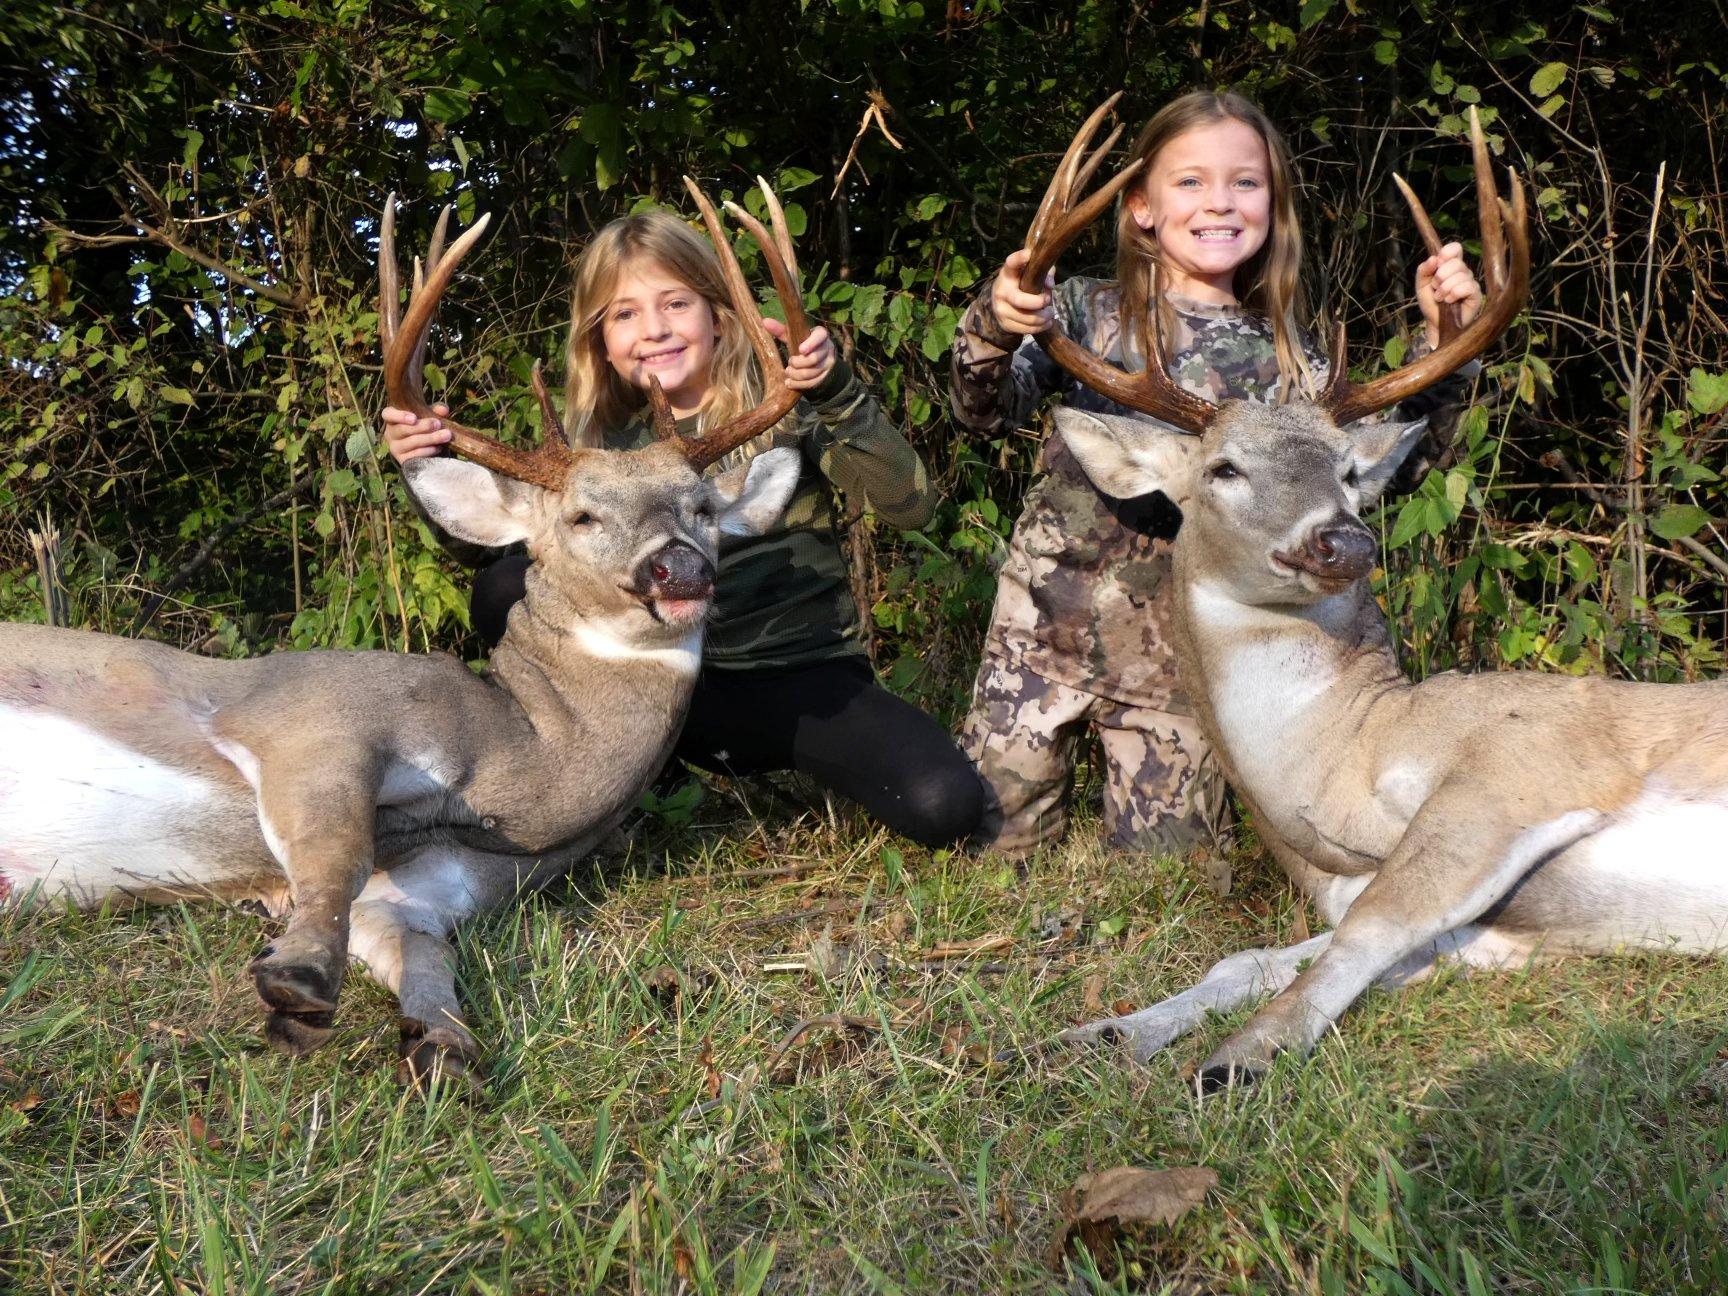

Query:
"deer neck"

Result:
[[1171, 549, 1410, 825], [486, 563, 700, 760]]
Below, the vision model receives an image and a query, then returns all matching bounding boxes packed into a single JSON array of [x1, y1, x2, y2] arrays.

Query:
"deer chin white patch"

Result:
[[570, 617, 702, 676]]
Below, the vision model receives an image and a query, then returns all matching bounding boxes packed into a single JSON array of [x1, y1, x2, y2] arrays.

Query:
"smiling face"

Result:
[[1126, 118, 1273, 304], [600, 258, 721, 415]]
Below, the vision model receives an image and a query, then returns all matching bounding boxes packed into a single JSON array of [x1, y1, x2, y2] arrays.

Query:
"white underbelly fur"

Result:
[[1534, 788, 1728, 953], [0, 706, 261, 906]]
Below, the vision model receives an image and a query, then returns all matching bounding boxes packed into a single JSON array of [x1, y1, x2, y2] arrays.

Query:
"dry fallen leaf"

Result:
[[1081, 973, 1105, 1018], [111, 1091, 141, 1119], [1047, 1165, 1218, 1271], [643, 964, 687, 1012], [8, 1090, 41, 1115]]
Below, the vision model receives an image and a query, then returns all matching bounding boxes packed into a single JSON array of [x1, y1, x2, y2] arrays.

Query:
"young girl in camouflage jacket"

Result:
[[953, 90, 1482, 860], [384, 207, 983, 846]]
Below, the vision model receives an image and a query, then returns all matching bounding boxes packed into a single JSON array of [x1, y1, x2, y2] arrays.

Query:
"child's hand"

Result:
[[1415, 242, 1483, 348], [763, 318, 837, 392], [382, 403, 453, 464], [991, 247, 1056, 336]]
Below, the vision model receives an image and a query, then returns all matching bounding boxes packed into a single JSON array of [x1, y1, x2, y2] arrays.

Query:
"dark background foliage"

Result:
[[3, 0, 1725, 707]]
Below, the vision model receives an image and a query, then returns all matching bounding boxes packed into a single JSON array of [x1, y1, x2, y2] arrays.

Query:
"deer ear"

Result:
[[1054, 407, 1204, 503], [1349, 417, 1429, 506], [709, 446, 801, 537], [404, 458, 544, 548]]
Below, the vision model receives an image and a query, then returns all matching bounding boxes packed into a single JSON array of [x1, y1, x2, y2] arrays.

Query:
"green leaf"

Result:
[[1687, 368, 1728, 415], [161, 386, 195, 405], [423, 87, 471, 125], [1529, 62, 1569, 97], [1372, 40, 1397, 65], [1298, 0, 1336, 29], [775, 167, 819, 192], [1650, 504, 1711, 540], [914, 194, 948, 221]]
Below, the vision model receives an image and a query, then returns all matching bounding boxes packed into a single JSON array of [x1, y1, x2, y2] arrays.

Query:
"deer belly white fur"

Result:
[[1533, 781, 1728, 953], [0, 706, 251, 905]]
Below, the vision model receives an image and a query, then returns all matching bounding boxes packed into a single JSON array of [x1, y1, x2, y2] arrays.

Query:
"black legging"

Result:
[[472, 556, 983, 846]]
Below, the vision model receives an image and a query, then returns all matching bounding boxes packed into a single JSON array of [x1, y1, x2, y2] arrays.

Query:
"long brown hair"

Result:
[[1114, 90, 1314, 399], [561, 209, 762, 447]]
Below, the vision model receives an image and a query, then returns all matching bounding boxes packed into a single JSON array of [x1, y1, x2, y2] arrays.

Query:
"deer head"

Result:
[[1025, 101, 1528, 609], [378, 183, 810, 639]]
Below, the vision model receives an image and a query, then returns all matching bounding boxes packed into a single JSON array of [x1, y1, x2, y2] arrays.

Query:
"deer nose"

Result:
[[1307, 521, 1377, 580], [640, 542, 714, 601]]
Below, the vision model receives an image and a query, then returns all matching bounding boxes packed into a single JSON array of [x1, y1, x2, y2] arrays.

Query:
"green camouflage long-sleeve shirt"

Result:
[[951, 277, 1467, 707], [408, 356, 934, 671]]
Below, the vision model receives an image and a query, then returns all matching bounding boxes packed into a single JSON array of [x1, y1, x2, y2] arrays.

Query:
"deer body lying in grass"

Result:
[[0, 184, 808, 1086], [1028, 104, 1728, 1085]]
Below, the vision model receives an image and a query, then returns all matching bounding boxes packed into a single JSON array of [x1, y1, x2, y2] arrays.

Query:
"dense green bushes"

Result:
[[2, 1, 1724, 710]]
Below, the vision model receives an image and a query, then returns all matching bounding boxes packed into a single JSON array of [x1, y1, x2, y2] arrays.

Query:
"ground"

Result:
[[2, 783, 1726, 1295]]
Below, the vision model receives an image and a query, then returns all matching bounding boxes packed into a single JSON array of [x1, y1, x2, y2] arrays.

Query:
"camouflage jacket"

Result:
[[951, 277, 1468, 707], [408, 356, 934, 671]]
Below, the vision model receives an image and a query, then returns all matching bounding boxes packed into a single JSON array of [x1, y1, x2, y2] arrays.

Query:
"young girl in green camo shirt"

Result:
[[952, 90, 1482, 861], [385, 206, 984, 845]]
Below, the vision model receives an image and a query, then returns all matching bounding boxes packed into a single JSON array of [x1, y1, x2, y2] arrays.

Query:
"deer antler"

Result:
[[678, 175, 810, 472], [1017, 94, 1218, 436], [1320, 106, 1530, 426], [380, 195, 576, 491]]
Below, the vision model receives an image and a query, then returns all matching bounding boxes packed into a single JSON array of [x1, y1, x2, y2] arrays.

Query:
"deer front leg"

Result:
[[1200, 786, 1604, 1088], [349, 899, 480, 1092], [242, 763, 381, 1054], [1063, 933, 1334, 1062]]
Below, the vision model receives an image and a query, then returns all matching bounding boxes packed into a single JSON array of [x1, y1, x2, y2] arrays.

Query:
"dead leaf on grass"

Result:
[[111, 1091, 141, 1120], [1047, 1165, 1219, 1271], [1081, 973, 1105, 1018], [8, 1090, 41, 1115]]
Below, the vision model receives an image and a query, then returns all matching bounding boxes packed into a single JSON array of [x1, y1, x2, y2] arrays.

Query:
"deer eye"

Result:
[[1208, 460, 1242, 481], [1343, 465, 1360, 488], [569, 510, 596, 528]]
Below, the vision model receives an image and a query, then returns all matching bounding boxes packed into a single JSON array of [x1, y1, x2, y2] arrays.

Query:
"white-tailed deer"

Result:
[[0, 179, 811, 1087], [1027, 103, 1728, 1086]]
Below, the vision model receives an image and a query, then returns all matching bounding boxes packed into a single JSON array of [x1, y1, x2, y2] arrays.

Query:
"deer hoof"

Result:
[[263, 1008, 336, 1056], [1196, 1055, 1269, 1094], [250, 947, 340, 1015], [396, 1022, 483, 1096]]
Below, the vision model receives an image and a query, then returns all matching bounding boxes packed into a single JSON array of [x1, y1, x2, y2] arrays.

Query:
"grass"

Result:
[[2, 784, 1726, 1295]]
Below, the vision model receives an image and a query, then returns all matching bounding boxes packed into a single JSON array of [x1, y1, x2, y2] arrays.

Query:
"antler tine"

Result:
[[683, 176, 785, 396], [379, 193, 402, 350], [725, 192, 812, 347], [1013, 99, 1213, 435], [645, 375, 678, 442], [1025, 91, 1123, 264], [378, 200, 574, 491], [752, 177, 800, 283], [425, 205, 453, 277], [1391, 172, 1463, 345], [1321, 130, 1530, 427], [1469, 107, 1508, 294], [678, 175, 806, 472], [1072, 122, 1125, 197], [529, 360, 568, 447]]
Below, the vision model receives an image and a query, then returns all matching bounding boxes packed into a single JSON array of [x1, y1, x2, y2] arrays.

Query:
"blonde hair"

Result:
[[561, 209, 762, 448], [1114, 90, 1314, 400]]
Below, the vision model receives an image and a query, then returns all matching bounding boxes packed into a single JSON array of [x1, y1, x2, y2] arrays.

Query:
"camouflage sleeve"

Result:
[[799, 355, 936, 530], [949, 287, 1069, 435], [398, 462, 519, 569]]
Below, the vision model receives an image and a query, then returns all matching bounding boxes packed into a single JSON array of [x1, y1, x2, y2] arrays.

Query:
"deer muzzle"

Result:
[[635, 542, 716, 624], [1276, 520, 1376, 590]]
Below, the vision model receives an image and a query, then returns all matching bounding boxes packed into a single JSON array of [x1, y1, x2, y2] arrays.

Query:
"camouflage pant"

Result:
[[961, 650, 1230, 858]]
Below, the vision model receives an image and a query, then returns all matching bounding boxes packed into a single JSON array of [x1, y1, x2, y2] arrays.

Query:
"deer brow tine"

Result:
[[530, 360, 567, 446], [683, 176, 783, 382], [723, 199, 810, 347], [646, 375, 678, 442]]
